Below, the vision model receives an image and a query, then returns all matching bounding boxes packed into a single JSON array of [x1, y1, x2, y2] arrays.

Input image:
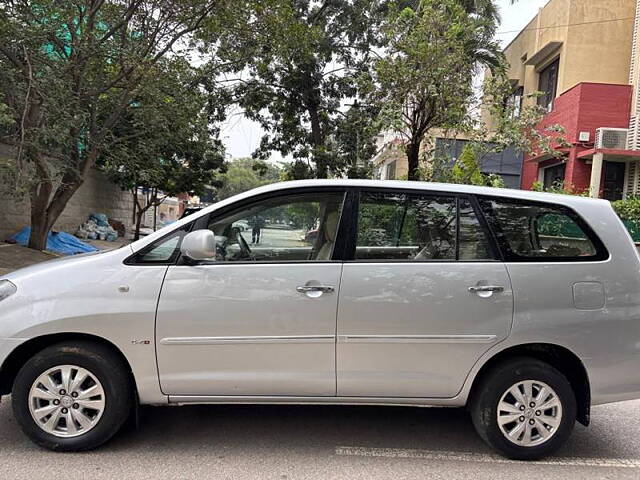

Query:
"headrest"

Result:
[[324, 210, 339, 242]]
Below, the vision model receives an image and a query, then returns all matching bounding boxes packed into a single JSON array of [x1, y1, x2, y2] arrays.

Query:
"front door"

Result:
[[156, 190, 346, 396], [336, 190, 513, 398], [603, 161, 625, 201]]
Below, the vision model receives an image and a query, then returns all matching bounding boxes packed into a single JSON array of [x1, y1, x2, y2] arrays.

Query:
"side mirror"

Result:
[[180, 229, 216, 261]]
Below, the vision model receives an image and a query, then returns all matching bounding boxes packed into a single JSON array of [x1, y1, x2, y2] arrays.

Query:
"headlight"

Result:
[[0, 280, 17, 302]]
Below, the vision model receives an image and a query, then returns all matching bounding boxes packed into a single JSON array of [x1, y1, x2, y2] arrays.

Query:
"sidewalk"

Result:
[[0, 244, 57, 276], [0, 238, 129, 276]]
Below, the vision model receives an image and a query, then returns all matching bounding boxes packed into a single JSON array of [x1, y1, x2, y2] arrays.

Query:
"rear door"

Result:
[[336, 189, 513, 398]]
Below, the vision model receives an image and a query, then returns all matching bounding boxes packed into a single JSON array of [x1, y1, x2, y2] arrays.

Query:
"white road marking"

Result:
[[335, 446, 640, 469]]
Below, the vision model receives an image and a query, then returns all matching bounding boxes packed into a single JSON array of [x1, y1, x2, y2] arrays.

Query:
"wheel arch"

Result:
[[0, 333, 138, 398], [467, 343, 591, 426]]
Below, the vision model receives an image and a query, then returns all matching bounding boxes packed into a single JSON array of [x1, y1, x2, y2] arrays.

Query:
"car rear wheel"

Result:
[[12, 341, 133, 451], [470, 357, 577, 460]]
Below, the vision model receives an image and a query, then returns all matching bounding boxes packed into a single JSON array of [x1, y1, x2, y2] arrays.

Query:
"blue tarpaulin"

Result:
[[10, 227, 98, 255]]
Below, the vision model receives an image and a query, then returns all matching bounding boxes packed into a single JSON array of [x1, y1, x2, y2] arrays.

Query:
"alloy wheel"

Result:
[[28, 365, 106, 438], [497, 379, 563, 447]]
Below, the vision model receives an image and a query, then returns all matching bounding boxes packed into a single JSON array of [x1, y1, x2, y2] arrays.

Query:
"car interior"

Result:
[[206, 194, 344, 262]]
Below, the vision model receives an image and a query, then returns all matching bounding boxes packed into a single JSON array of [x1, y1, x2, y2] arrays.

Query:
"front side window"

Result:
[[479, 198, 607, 261], [128, 226, 190, 264], [206, 192, 345, 262], [355, 191, 494, 261]]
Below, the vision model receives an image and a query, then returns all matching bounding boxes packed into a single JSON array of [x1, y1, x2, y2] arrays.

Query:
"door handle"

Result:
[[296, 285, 335, 293], [468, 285, 504, 293]]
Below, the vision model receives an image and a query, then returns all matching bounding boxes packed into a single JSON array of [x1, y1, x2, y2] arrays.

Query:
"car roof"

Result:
[[248, 179, 607, 206]]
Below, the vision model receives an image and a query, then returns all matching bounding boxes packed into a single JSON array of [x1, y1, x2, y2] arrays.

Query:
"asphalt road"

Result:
[[1, 396, 640, 479]]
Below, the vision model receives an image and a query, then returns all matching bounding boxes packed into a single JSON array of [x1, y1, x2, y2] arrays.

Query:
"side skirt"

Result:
[[167, 395, 465, 408]]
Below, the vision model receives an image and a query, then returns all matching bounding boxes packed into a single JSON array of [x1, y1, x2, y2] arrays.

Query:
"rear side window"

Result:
[[355, 191, 495, 261], [478, 198, 608, 262]]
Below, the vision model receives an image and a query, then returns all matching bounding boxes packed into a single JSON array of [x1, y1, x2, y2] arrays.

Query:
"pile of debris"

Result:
[[9, 227, 98, 255], [76, 213, 119, 242]]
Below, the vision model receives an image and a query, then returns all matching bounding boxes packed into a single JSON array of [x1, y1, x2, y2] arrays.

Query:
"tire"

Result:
[[470, 357, 577, 460], [12, 341, 133, 451]]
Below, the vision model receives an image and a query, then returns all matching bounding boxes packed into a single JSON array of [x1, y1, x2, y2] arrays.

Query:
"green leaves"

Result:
[[216, 158, 282, 199], [371, 0, 498, 179], [99, 59, 226, 198], [481, 72, 568, 161], [0, 1, 232, 247], [206, 0, 386, 178]]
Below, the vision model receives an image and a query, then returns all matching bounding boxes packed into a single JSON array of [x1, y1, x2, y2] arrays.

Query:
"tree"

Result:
[[435, 143, 505, 187], [371, 0, 500, 181], [330, 102, 381, 178], [216, 158, 282, 200], [210, 0, 385, 179], [458, 0, 500, 22], [479, 68, 570, 161], [401, 0, 502, 70], [0, 0, 229, 250], [100, 59, 227, 240]]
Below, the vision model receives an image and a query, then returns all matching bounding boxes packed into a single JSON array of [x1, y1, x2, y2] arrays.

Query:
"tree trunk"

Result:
[[406, 141, 421, 181], [134, 207, 147, 241], [28, 204, 49, 251], [28, 178, 84, 251], [22, 95, 52, 251], [132, 191, 137, 225], [133, 188, 160, 240], [22, 93, 87, 250], [308, 104, 327, 179]]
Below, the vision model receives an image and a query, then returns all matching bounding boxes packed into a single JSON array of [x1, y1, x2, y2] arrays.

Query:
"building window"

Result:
[[542, 162, 566, 189], [538, 58, 559, 112], [505, 86, 524, 118], [385, 161, 396, 180]]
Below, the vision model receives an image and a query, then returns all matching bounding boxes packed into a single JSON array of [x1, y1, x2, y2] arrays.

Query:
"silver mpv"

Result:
[[1, 180, 639, 459]]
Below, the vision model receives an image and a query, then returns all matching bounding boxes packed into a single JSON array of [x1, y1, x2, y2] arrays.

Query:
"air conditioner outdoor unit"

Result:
[[595, 127, 628, 150]]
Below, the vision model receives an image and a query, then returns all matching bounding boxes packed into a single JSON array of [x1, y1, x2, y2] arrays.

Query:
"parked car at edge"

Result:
[[0, 180, 639, 459]]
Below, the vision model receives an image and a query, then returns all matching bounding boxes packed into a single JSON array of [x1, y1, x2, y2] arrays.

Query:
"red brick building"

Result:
[[499, 0, 640, 200], [522, 82, 640, 198]]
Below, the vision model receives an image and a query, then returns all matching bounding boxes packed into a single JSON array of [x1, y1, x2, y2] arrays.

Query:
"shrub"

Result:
[[611, 197, 640, 242], [531, 180, 587, 196], [611, 197, 640, 221]]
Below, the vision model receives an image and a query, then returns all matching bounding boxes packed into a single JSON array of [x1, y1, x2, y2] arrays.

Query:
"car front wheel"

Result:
[[12, 341, 133, 451], [470, 357, 577, 460]]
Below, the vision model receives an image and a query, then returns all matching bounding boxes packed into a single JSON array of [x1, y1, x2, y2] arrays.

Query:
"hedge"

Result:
[[612, 198, 640, 243]]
